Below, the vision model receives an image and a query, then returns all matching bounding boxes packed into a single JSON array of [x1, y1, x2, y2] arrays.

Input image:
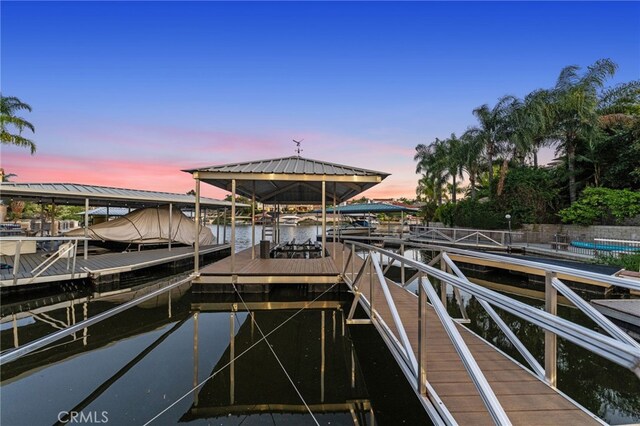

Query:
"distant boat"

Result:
[[328, 219, 376, 237], [279, 215, 301, 226]]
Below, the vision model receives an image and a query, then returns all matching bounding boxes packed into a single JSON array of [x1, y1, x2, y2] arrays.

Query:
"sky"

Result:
[[1, 1, 639, 200]]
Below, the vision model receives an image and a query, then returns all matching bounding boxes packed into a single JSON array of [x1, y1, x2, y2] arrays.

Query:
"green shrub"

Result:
[[593, 253, 640, 272], [558, 187, 640, 225], [435, 200, 505, 229]]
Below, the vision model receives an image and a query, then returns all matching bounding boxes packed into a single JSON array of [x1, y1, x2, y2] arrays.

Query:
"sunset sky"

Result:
[[2, 1, 639, 200]]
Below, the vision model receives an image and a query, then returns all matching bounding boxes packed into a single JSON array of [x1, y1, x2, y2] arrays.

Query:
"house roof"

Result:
[[184, 156, 389, 204], [0, 182, 238, 209]]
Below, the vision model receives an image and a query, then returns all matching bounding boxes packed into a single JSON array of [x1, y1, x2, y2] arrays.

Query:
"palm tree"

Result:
[[1, 95, 36, 154], [470, 95, 515, 197], [414, 138, 450, 205], [459, 130, 485, 200], [550, 58, 617, 203], [443, 134, 465, 203]]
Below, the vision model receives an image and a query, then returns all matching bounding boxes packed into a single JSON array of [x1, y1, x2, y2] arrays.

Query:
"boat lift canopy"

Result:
[[316, 202, 419, 214]]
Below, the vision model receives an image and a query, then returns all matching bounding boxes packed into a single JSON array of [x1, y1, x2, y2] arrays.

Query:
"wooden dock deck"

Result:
[[342, 245, 600, 425], [1, 244, 230, 287], [196, 243, 342, 285]]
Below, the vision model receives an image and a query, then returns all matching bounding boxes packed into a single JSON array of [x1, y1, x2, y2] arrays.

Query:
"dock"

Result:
[[591, 299, 640, 328], [341, 244, 601, 425], [193, 241, 606, 424], [195, 243, 343, 289], [1, 244, 230, 288]]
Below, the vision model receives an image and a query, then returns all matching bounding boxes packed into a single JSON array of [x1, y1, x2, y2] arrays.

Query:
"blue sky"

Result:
[[2, 1, 639, 199]]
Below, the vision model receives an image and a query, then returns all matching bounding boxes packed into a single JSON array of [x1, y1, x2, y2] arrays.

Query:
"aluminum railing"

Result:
[[341, 240, 640, 425], [1, 236, 87, 286], [410, 226, 523, 248]]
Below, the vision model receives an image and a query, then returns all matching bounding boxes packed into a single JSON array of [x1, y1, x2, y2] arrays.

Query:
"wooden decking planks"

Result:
[[344, 246, 598, 425], [1, 245, 228, 286], [197, 243, 342, 284]]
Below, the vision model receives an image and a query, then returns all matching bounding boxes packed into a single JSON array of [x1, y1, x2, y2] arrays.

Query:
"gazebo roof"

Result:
[[183, 156, 389, 204]]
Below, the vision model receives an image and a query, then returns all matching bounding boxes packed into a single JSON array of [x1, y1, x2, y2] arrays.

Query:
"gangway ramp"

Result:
[[339, 242, 640, 425]]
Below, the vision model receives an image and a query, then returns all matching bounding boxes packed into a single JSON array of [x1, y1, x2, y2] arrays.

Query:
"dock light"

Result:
[[505, 214, 512, 247]]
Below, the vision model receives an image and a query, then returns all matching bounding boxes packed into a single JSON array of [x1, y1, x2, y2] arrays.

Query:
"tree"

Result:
[[443, 134, 465, 203], [414, 138, 450, 205], [469, 96, 515, 198], [0, 95, 36, 154], [550, 59, 618, 203], [459, 130, 485, 200]]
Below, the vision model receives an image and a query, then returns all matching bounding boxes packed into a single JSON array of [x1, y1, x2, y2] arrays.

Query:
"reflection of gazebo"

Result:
[[181, 308, 371, 422], [184, 156, 389, 269]]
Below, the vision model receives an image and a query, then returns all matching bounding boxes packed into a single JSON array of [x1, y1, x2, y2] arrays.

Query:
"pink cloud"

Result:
[[2, 122, 422, 200], [1, 151, 227, 199]]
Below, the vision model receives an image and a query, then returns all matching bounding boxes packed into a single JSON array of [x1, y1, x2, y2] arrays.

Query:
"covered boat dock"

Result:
[[0, 183, 238, 288], [183, 155, 389, 287]]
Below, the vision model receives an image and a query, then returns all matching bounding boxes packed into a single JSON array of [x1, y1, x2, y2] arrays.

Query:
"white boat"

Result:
[[279, 215, 301, 226], [65, 205, 215, 248], [327, 219, 376, 237]]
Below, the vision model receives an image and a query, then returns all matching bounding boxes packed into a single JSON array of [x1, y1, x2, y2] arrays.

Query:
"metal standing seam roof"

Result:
[[317, 203, 420, 214], [0, 183, 241, 209], [184, 156, 389, 177], [184, 156, 390, 204]]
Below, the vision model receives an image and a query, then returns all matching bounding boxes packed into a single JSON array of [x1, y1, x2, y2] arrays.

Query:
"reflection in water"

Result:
[[1, 283, 431, 425]]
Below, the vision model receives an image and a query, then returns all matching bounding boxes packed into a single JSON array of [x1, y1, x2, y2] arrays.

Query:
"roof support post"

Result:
[[321, 181, 326, 258], [231, 179, 236, 272], [83, 198, 89, 260], [40, 204, 45, 237], [168, 203, 173, 251], [223, 208, 227, 243], [51, 201, 57, 236], [545, 271, 558, 386], [251, 182, 256, 260], [216, 209, 220, 243], [333, 184, 336, 259], [194, 178, 201, 274]]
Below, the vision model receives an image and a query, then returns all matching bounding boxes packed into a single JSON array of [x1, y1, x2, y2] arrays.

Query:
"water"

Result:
[[2, 227, 638, 424], [1, 282, 430, 425]]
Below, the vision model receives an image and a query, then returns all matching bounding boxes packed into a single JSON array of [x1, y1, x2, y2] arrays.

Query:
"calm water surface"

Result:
[[1, 226, 638, 424]]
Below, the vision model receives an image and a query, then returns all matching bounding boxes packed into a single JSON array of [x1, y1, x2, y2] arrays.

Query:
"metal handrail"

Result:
[[344, 244, 511, 424], [1, 236, 88, 286], [551, 277, 640, 349], [418, 275, 511, 425], [441, 252, 546, 378], [374, 238, 640, 292], [346, 241, 640, 377]]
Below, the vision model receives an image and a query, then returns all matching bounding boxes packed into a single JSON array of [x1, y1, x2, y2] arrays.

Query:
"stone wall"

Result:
[[521, 224, 640, 243]]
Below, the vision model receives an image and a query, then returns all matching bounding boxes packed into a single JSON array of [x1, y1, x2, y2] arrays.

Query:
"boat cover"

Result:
[[66, 205, 215, 246]]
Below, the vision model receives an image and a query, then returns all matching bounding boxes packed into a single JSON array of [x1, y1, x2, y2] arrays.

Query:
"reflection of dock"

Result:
[[182, 308, 373, 422], [1, 244, 230, 287]]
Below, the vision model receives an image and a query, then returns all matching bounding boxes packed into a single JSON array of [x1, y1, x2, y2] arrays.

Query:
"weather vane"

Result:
[[293, 139, 303, 157]]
